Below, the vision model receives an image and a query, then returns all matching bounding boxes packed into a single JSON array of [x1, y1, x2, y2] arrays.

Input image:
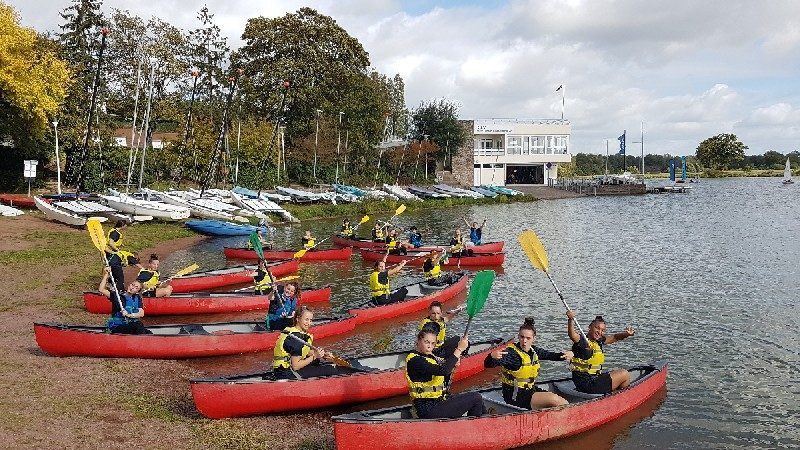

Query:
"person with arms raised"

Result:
[[463, 217, 487, 246], [567, 310, 635, 394], [136, 254, 173, 298], [99, 267, 150, 335], [369, 254, 408, 305], [266, 281, 299, 331]]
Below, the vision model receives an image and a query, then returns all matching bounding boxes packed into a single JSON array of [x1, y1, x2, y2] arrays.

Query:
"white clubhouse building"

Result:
[[471, 118, 571, 186]]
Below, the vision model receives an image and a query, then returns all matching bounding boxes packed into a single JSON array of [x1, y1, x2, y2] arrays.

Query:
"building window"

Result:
[[507, 136, 522, 155], [115, 137, 126, 147], [480, 139, 493, 149], [530, 136, 544, 154], [474, 164, 480, 168]]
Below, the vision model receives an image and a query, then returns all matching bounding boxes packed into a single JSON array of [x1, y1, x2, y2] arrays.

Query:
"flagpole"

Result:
[[561, 86, 565, 120], [605, 139, 609, 175], [640, 121, 644, 176], [623, 130, 627, 172]]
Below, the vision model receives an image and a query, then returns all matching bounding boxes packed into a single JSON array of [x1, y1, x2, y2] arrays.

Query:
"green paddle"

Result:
[[250, 231, 265, 261], [461, 270, 496, 337]]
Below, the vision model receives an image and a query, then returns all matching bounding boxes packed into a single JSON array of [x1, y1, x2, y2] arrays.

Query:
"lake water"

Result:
[[161, 177, 800, 449]]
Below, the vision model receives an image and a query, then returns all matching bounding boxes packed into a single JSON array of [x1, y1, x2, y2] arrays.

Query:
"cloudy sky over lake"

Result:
[[10, 0, 800, 155]]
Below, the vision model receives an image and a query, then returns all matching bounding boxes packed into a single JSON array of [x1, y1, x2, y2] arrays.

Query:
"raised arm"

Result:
[[566, 310, 581, 344], [604, 325, 636, 345], [462, 217, 470, 227], [387, 260, 407, 276], [98, 268, 112, 298]]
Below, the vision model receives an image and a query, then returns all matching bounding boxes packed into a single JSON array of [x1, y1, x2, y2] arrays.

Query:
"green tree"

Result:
[[410, 99, 467, 168], [696, 133, 747, 169]]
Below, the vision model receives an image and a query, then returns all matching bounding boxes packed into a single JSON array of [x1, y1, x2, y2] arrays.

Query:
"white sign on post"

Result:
[[24, 160, 38, 178]]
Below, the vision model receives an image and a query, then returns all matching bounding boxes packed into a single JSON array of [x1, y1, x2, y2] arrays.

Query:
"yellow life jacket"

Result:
[[405, 352, 446, 400], [341, 225, 353, 237], [571, 339, 605, 375], [373, 228, 384, 240], [303, 238, 315, 250], [369, 270, 390, 298], [500, 343, 540, 390], [254, 271, 272, 292], [273, 327, 312, 370], [387, 239, 398, 249], [424, 261, 442, 280], [419, 318, 446, 347], [137, 269, 160, 290], [451, 236, 464, 253]]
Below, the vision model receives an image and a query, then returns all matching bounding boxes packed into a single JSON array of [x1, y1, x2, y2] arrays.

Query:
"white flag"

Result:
[[556, 85, 563, 92]]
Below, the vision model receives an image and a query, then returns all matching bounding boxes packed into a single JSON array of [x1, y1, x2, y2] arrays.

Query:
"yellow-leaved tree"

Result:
[[0, 2, 70, 138]]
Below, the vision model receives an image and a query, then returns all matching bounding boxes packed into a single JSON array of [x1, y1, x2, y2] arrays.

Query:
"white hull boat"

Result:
[[230, 190, 299, 223], [382, 184, 422, 201], [34, 196, 108, 226], [0, 204, 24, 217], [433, 184, 483, 198], [101, 190, 190, 221], [141, 188, 249, 222]]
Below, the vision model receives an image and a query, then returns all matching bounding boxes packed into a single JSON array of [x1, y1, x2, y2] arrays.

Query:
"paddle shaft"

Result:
[[544, 271, 588, 342], [99, 253, 127, 313], [284, 332, 351, 367]]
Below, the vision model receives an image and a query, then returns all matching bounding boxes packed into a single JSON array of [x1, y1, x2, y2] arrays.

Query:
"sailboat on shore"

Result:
[[783, 158, 794, 185]]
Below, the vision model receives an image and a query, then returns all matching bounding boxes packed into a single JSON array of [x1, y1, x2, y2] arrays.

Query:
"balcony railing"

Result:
[[473, 148, 570, 156], [473, 148, 505, 156]]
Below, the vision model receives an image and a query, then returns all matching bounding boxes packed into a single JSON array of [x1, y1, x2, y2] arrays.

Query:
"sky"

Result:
[[8, 0, 800, 155]]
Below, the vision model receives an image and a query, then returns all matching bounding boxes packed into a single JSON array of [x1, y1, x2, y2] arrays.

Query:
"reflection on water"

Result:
[[157, 178, 799, 448]]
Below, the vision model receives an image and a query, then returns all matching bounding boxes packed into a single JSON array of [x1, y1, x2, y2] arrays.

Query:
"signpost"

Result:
[[24, 160, 38, 196]]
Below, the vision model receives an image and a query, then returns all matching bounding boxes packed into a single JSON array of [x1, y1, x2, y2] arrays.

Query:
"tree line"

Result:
[[0, 1, 467, 191]]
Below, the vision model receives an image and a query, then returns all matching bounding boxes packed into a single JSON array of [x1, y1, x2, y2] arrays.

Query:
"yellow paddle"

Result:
[[86, 217, 126, 312], [379, 204, 407, 231], [283, 332, 353, 368], [518, 229, 588, 342], [294, 215, 370, 259], [163, 263, 200, 282]]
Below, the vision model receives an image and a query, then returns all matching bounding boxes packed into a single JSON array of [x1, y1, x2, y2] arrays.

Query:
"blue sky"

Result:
[[9, 0, 800, 155]]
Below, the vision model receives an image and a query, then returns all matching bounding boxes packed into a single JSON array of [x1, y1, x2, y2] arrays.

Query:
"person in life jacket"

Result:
[[485, 317, 573, 409], [463, 217, 487, 246], [104, 220, 142, 289], [253, 259, 276, 295], [567, 310, 636, 394], [302, 230, 316, 250], [422, 249, 455, 286], [449, 229, 473, 258], [371, 224, 386, 242], [386, 229, 410, 255], [405, 328, 485, 419], [408, 226, 423, 248], [247, 228, 272, 250], [340, 219, 355, 238], [369, 256, 408, 306], [98, 267, 150, 335], [271, 306, 338, 380], [419, 301, 463, 358], [266, 281, 299, 331], [136, 254, 173, 298]]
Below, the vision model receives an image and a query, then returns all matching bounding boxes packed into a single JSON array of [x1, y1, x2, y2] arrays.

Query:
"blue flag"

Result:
[[617, 131, 626, 155]]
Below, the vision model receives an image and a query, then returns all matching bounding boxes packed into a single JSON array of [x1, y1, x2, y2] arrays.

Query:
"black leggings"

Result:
[[268, 317, 293, 332], [373, 287, 408, 305], [109, 321, 151, 335], [414, 392, 485, 419], [274, 363, 340, 380]]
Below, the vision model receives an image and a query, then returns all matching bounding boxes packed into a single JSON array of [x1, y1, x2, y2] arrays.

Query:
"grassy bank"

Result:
[[278, 194, 535, 222]]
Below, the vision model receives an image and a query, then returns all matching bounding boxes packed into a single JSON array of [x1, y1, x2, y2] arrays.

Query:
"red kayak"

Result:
[[332, 235, 504, 253], [359, 249, 505, 267], [170, 260, 298, 293], [33, 316, 356, 359], [191, 338, 506, 418], [82, 286, 331, 315], [36, 275, 468, 359], [0, 194, 36, 208], [223, 246, 353, 261], [332, 362, 668, 450]]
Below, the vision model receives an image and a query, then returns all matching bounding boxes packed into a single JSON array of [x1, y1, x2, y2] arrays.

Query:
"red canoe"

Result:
[[190, 338, 505, 418], [33, 316, 356, 359], [332, 235, 504, 253], [169, 260, 299, 293], [0, 194, 36, 208], [332, 362, 669, 450], [359, 249, 505, 267], [223, 246, 353, 261], [82, 286, 331, 315]]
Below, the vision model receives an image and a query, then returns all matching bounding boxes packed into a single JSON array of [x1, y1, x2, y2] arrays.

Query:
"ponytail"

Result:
[[519, 317, 537, 335]]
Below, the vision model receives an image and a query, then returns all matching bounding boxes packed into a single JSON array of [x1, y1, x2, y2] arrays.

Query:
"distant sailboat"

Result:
[[783, 158, 794, 185]]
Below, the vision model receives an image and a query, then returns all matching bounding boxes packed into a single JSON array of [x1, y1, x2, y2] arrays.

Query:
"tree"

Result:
[[0, 3, 70, 137], [695, 133, 747, 169], [410, 99, 467, 168]]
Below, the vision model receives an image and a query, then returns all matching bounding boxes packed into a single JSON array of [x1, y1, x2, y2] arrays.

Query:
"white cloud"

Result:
[[7, 0, 800, 154]]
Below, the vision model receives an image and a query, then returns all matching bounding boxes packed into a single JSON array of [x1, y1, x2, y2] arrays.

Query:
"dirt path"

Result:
[[0, 214, 334, 449]]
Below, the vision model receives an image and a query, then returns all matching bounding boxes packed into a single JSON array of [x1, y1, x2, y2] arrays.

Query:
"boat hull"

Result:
[[359, 249, 505, 267], [223, 246, 353, 261], [34, 196, 93, 226], [33, 317, 356, 359], [101, 195, 190, 220], [332, 235, 504, 253], [0, 194, 36, 208], [82, 286, 331, 315], [170, 260, 299, 293], [185, 219, 263, 236], [190, 339, 506, 418], [333, 363, 668, 450]]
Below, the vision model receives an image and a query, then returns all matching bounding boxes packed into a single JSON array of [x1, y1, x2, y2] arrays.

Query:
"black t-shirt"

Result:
[[136, 270, 155, 284], [109, 229, 121, 243], [483, 343, 565, 370], [377, 270, 389, 285], [281, 330, 308, 357]]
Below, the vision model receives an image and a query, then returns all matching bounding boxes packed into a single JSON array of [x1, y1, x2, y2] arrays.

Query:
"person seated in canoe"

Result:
[[463, 217, 487, 246], [369, 255, 408, 305], [405, 328, 485, 419], [386, 229, 410, 255], [99, 267, 150, 335], [340, 218, 355, 238], [422, 250, 454, 286], [272, 306, 338, 380], [567, 310, 636, 394], [485, 317, 573, 409], [136, 253, 173, 298], [104, 220, 142, 288], [408, 226, 424, 248], [253, 259, 277, 295], [419, 301, 463, 357], [371, 223, 386, 242], [302, 230, 316, 250], [247, 227, 272, 250], [449, 229, 474, 258], [266, 281, 299, 331]]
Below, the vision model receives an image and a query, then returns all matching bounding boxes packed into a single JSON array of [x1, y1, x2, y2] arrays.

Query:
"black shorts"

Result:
[[501, 385, 544, 409], [573, 372, 613, 394]]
